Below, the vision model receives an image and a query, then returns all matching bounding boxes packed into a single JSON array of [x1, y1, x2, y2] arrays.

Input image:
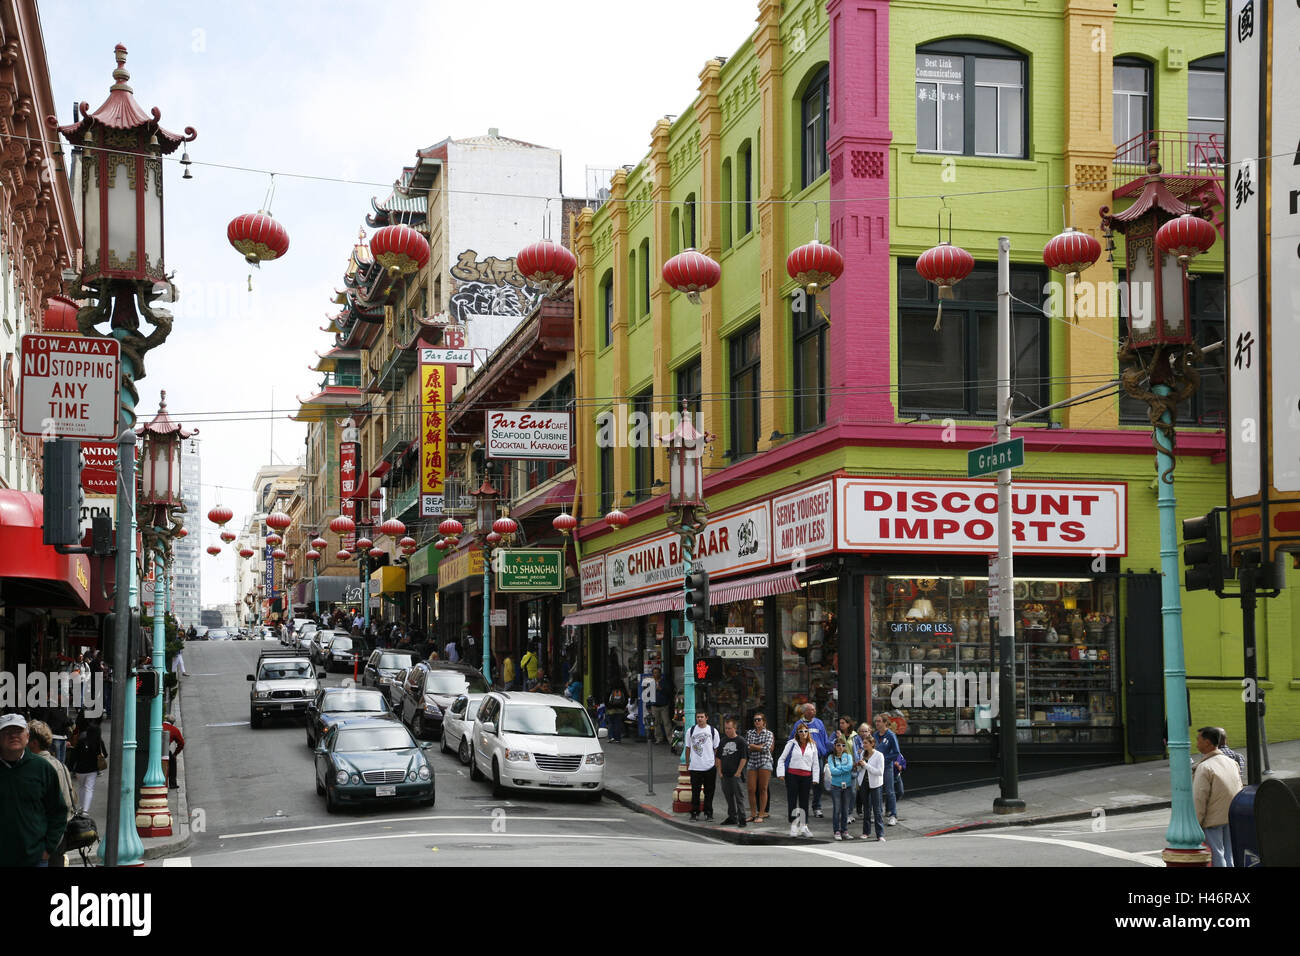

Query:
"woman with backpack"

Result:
[[775, 722, 820, 837], [605, 680, 628, 742]]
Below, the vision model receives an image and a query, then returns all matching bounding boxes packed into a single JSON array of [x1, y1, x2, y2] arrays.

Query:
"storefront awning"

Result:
[[562, 566, 808, 627], [0, 491, 91, 610], [369, 565, 406, 595]]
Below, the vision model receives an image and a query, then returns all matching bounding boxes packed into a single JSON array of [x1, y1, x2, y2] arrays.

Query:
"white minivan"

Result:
[[470, 692, 604, 800]]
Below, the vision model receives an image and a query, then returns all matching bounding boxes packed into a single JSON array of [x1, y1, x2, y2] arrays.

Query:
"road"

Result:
[[165, 640, 1172, 867]]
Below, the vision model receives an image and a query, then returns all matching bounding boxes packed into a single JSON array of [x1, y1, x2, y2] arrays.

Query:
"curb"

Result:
[[923, 800, 1172, 836], [602, 784, 831, 846]]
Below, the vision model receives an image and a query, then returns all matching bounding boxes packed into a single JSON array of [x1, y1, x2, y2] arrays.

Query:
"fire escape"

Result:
[[1112, 130, 1225, 236]]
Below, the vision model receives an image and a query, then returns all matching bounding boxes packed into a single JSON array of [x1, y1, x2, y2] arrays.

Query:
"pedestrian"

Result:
[[836, 714, 857, 822], [826, 736, 855, 840], [68, 716, 106, 814], [502, 653, 516, 689], [25, 720, 76, 867], [463, 627, 479, 669], [787, 703, 831, 817], [163, 715, 185, 790], [0, 713, 68, 867], [445, 638, 460, 663], [685, 711, 720, 822], [873, 713, 904, 826], [650, 666, 673, 745], [1216, 727, 1246, 783], [744, 712, 774, 822], [605, 680, 628, 743], [521, 646, 540, 688], [852, 721, 872, 816], [1193, 726, 1242, 867], [856, 726, 886, 842], [171, 643, 188, 680], [534, 673, 553, 695], [776, 722, 819, 837], [45, 694, 72, 765], [565, 673, 583, 702], [716, 717, 748, 827]]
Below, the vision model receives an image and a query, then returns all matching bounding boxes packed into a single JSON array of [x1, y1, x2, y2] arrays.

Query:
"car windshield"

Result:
[[335, 726, 414, 752], [332, 637, 352, 651], [259, 660, 314, 680], [323, 691, 388, 713], [465, 699, 482, 721], [378, 653, 415, 669], [425, 671, 487, 696], [502, 705, 595, 738]]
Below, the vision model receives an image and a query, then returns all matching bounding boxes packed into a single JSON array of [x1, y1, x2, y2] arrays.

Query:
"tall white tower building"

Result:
[[173, 437, 202, 628]]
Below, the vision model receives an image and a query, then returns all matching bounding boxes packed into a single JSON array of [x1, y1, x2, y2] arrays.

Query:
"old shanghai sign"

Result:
[[496, 549, 564, 592], [486, 409, 571, 460], [19, 335, 120, 440]]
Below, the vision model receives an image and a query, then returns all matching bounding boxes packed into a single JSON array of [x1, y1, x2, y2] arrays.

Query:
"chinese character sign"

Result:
[[340, 440, 360, 499], [420, 360, 446, 499]]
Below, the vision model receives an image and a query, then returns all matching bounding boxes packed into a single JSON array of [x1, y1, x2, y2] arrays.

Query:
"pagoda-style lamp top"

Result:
[[136, 390, 195, 508], [658, 399, 712, 510], [470, 477, 500, 534]]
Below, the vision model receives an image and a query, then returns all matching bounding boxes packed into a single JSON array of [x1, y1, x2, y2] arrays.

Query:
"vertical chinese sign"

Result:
[[339, 419, 360, 551], [420, 353, 446, 517]]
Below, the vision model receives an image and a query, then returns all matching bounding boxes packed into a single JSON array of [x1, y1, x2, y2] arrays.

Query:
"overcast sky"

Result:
[[39, 0, 756, 609]]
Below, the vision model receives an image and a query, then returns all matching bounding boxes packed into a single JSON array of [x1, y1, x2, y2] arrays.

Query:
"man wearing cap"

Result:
[[164, 715, 185, 789], [0, 714, 68, 867]]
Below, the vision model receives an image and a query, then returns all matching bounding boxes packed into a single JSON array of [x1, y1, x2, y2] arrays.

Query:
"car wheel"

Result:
[[491, 759, 506, 799], [458, 739, 470, 765], [419, 792, 435, 808], [249, 708, 262, 729], [585, 789, 603, 803], [440, 732, 450, 755], [414, 715, 426, 739], [325, 787, 339, 814], [469, 751, 484, 781]]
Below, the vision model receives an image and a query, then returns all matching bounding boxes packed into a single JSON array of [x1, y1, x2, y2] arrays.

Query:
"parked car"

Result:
[[470, 692, 604, 800], [296, 632, 316, 654], [310, 630, 340, 668], [384, 668, 409, 712], [362, 649, 418, 691], [398, 662, 489, 739], [208, 628, 232, 641], [248, 651, 325, 728], [313, 718, 435, 813], [440, 693, 485, 765], [306, 686, 394, 750], [325, 634, 372, 673]]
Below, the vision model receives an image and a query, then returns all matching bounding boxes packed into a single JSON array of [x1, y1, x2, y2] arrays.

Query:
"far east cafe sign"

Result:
[[579, 477, 1126, 606]]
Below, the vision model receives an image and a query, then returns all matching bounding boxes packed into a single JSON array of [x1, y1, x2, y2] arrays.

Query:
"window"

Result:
[[600, 270, 614, 347], [524, 374, 573, 490], [729, 323, 761, 458], [897, 259, 1049, 417], [677, 358, 702, 418], [599, 443, 614, 516], [1119, 272, 1225, 426], [1188, 55, 1224, 159], [738, 141, 753, 237], [670, 208, 681, 257], [632, 389, 654, 501], [916, 41, 1026, 158], [684, 194, 697, 249], [793, 298, 828, 432], [639, 238, 651, 317], [721, 160, 733, 249], [627, 249, 637, 320], [1113, 58, 1152, 147], [802, 66, 830, 188]]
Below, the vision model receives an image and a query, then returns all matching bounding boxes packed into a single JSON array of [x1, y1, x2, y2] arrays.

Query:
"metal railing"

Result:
[[1113, 130, 1224, 191]]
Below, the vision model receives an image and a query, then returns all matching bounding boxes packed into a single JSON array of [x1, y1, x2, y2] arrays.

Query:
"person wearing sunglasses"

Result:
[[776, 722, 819, 837], [745, 713, 774, 822]]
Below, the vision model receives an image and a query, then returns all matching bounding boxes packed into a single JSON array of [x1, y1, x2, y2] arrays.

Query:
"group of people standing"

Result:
[[682, 702, 907, 839]]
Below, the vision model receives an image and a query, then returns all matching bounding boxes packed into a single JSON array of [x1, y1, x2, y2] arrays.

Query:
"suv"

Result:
[[362, 649, 418, 691], [247, 650, 324, 728], [398, 662, 489, 739], [325, 634, 372, 673], [470, 692, 604, 800]]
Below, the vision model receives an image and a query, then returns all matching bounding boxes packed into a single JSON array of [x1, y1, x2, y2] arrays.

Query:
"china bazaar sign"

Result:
[[486, 410, 571, 460], [836, 478, 1126, 555]]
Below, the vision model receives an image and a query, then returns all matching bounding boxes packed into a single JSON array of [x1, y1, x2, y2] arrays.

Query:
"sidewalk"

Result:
[[83, 685, 193, 865], [599, 734, 1300, 845]]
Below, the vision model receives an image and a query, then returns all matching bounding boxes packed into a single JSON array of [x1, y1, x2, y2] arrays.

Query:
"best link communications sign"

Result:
[[18, 335, 120, 439]]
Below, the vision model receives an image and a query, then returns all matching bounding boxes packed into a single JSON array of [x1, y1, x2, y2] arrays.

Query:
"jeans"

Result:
[[75, 771, 98, 814], [784, 774, 812, 824], [53, 738, 68, 764], [1204, 825, 1234, 867], [811, 759, 824, 811], [607, 710, 624, 742], [862, 785, 885, 837], [689, 768, 716, 816], [830, 783, 853, 833], [720, 773, 747, 821], [882, 762, 898, 817]]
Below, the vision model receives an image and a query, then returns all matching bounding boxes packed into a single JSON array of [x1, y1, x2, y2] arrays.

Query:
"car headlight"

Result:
[[349, 773, 361, 785], [505, 749, 531, 763], [584, 753, 605, 766], [407, 769, 418, 782], [423, 701, 442, 717], [417, 765, 431, 781], [378, 676, 390, 686], [335, 770, 349, 785], [254, 689, 271, 699]]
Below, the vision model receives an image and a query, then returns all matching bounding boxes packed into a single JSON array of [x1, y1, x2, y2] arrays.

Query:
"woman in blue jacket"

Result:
[[826, 737, 856, 840], [873, 714, 903, 825]]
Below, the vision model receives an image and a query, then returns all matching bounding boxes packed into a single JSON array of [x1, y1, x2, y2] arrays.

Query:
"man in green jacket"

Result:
[[0, 714, 68, 867]]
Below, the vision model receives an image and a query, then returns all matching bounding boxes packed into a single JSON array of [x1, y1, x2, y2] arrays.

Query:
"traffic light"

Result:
[[91, 513, 113, 556], [42, 438, 83, 546], [1182, 510, 1226, 592], [685, 566, 710, 628], [694, 656, 725, 683], [136, 668, 161, 699]]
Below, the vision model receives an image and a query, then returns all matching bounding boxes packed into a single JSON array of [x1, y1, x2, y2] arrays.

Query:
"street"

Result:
[[164, 641, 1173, 867]]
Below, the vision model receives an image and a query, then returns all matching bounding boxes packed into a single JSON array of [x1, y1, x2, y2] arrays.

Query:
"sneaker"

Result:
[[842, 832, 854, 840], [720, 817, 737, 826], [814, 809, 823, 818], [878, 836, 886, 843], [790, 820, 801, 837], [848, 815, 855, 824], [887, 815, 897, 826], [799, 825, 813, 838], [738, 819, 747, 827], [704, 814, 714, 821], [690, 813, 699, 821], [833, 833, 843, 841]]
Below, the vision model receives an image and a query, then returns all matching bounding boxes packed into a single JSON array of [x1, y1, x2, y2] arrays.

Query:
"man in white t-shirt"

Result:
[[685, 711, 720, 822]]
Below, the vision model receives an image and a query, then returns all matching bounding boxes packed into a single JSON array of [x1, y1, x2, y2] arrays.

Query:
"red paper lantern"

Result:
[[516, 240, 577, 296], [398, 536, 417, 550], [368, 547, 385, 559], [552, 511, 578, 535], [43, 295, 80, 333], [305, 549, 321, 562], [227, 212, 289, 266], [206, 544, 221, 556], [1042, 227, 1102, 279], [355, 536, 374, 551], [492, 516, 518, 537], [271, 548, 286, 560], [485, 531, 502, 545], [311, 537, 329, 550], [377, 518, 406, 537], [208, 505, 234, 527], [265, 533, 282, 546], [786, 240, 845, 296], [915, 242, 976, 330], [329, 515, 356, 535], [438, 518, 464, 537], [336, 549, 352, 561], [239, 547, 255, 559], [661, 249, 721, 304], [445, 536, 460, 548], [1155, 213, 1217, 267], [265, 511, 291, 533], [370, 224, 430, 277], [434, 539, 449, 551], [220, 530, 236, 543], [605, 508, 629, 530]]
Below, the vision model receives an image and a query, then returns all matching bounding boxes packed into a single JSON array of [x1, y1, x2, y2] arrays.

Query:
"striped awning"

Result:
[[561, 565, 810, 627]]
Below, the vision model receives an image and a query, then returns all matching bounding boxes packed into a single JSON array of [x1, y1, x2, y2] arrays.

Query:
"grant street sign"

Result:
[[967, 438, 1024, 478], [495, 549, 564, 592]]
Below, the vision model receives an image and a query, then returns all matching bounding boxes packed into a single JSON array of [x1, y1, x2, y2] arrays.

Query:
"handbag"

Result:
[[95, 738, 107, 773], [64, 810, 99, 851]]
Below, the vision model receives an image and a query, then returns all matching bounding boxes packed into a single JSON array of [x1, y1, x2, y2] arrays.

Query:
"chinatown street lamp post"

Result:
[[136, 393, 194, 837], [53, 45, 196, 868], [471, 478, 500, 685]]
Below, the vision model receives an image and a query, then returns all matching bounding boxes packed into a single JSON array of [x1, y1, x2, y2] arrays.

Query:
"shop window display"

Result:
[[868, 575, 1118, 745], [774, 581, 838, 736], [702, 599, 767, 728]]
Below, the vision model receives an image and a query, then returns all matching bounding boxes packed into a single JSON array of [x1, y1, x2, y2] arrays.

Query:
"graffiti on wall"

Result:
[[447, 249, 542, 324]]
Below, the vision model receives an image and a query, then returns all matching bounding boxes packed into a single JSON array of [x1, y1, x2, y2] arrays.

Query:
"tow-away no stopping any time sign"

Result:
[[19, 335, 120, 440]]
